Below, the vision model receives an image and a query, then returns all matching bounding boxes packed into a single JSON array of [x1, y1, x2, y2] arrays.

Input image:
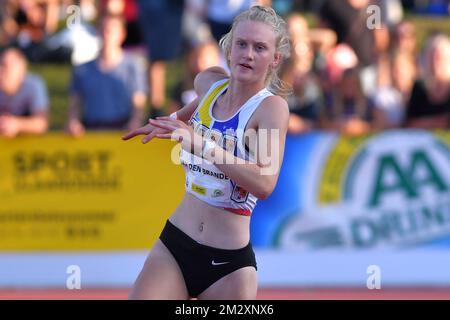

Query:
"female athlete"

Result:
[[123, 5, 290, 300]]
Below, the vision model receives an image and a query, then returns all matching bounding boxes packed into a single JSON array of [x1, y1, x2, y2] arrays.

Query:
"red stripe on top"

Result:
[[223, 207, 251, 216]]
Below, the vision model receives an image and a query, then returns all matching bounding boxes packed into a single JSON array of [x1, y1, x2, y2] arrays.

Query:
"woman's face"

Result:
[[229, 20, 280, 85]]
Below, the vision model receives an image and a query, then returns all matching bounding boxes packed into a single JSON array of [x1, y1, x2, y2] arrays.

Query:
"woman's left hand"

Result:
[[149, 117, 202, 154]]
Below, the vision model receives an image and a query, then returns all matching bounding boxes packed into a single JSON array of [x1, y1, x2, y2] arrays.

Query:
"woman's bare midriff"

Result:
[[168, 193, 251, 250]]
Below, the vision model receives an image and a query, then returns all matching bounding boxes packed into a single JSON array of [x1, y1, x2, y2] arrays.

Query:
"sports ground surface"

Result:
[[2, 287, 450, 300]]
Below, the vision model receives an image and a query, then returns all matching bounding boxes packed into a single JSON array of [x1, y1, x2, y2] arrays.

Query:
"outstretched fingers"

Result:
[[122, 127, 146, 140], [148, 119, 177, 131], [141, 131, 157, 144], [155, 133, 173, 139]]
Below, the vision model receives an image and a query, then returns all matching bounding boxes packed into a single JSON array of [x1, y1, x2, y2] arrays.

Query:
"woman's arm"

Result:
[[151, 95, 290, 200], [211, 96, 289, 199]]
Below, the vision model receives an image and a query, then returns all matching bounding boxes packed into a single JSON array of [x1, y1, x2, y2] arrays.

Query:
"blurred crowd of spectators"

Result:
[[0, 0, 449, 138]]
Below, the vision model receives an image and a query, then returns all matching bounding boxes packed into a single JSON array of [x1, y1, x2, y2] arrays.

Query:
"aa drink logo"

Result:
[[277, 130, 450, 249]]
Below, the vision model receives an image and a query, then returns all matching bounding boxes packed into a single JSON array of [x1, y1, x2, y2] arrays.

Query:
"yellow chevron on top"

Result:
[[197, 80, 229, 128]]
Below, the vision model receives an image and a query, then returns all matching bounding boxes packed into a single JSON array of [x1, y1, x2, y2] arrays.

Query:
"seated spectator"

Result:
[[13, 1, 47, 48], [168, 41, 221, 114], [319, 0, 374, 68], [406, 34, 450, 129], [5, 0, 72, 62], [319, 43, 358, 127], [66, 14, 147, 137], [0, 47, 49, 137], [1, 0, 60, 46], [326, 67, 372, 136], [280, 40, 324, 134], [322, 43, 359, 91], [319, 0, 379, 96], [372, 50, 417, 129]]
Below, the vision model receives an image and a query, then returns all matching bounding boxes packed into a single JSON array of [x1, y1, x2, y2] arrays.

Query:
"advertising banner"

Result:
[[2, 130, 450, 286], [252, 130, 450, 250], [0, 133, 184, 251]]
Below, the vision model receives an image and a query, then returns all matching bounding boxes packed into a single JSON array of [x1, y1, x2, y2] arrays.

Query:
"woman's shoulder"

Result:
[[254, 94, 289, 127], [260, 94, 289, 109], [194, 67, 229, 97]]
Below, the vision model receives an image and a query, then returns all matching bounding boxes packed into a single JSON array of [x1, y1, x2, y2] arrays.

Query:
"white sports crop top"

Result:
[[179, 78, 273, 216]]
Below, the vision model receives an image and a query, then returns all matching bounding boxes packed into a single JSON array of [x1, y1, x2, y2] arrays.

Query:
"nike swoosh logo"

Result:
[[211, 260, 230, 266]]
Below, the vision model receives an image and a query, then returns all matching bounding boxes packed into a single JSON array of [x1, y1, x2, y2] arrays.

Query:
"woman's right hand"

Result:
[[121, 118, 172, 144]]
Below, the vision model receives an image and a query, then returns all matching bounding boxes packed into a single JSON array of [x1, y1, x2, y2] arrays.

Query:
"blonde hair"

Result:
[[219, 6, 291, 98]]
